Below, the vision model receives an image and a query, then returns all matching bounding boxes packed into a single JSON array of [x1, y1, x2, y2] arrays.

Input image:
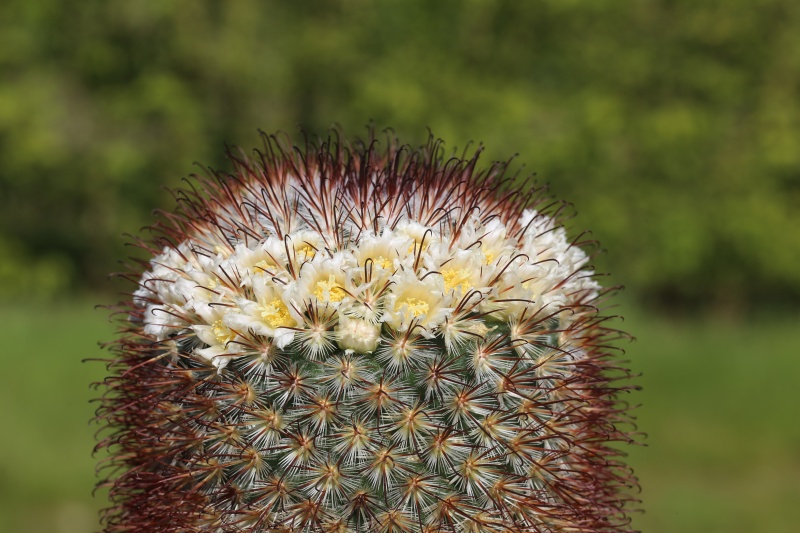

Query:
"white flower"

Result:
[[292, 252, 356, 311], [383, 269, 450, 336], [173, 256, 236, 310], [287, 229, 326, 263], [230, 241, 285, 284], [519, 208, 555, 234], [350, 229, 410, 276], [191, 302, 244, 368], [492, 260, 566, 317], [223, 275, 301, 349], [394, 220, 438, 259], [336, 315, 382, 353], [135, 210, 600, 368], [422, 242, 491, 306], [142, 303, 188, 341], [456, 216, 515, 268]]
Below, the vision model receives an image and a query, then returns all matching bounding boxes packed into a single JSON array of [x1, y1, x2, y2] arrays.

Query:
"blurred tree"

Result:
[[0, 0, 798, 311]]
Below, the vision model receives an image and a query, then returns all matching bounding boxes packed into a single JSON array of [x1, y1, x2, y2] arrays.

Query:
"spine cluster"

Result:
[[97, 132, 638, 533]]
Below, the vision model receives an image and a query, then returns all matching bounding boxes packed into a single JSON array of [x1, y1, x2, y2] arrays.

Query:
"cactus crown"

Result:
[[97, 131, 637, 532]]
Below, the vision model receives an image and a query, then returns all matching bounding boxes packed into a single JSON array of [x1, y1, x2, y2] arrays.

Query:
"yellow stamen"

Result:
[[314, 274, 346, 302], [254, 259, 275, 273], [212, 319, 235, 345], [374, 255, 393, 269], [442, 268, 472, 293], [259, 298, 294, 329], [401, 297, 429, 317], [483, 250, 495, 265], [407, 240, 429, 254], [296, 244, 316, 259]]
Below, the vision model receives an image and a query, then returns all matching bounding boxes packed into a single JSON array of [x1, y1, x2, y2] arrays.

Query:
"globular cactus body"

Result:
[[98, 132, 637, 533]]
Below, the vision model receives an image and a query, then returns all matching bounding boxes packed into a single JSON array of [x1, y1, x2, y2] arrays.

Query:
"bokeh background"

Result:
[[1, 1, 798, 532]]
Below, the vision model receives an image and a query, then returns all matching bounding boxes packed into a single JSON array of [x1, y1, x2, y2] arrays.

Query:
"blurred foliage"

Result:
[[1, 0, 799, 311]]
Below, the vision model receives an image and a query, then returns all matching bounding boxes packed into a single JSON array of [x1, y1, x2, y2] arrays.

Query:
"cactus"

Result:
[[97, 131, 638, 533]]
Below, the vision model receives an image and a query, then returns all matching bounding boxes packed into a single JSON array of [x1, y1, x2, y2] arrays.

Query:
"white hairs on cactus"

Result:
[[98, 130, 638, 533]]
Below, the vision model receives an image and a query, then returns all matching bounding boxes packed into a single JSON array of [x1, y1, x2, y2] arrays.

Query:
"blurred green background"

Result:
[[1, 1, 798, 532]]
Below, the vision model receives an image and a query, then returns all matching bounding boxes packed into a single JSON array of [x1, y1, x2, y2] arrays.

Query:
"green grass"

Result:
[[625, 309, 800, 532], [0, 299, 113, 533], [0, 299, 797, 532]]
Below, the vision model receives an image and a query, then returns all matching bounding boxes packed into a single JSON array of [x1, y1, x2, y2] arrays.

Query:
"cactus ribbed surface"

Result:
[[97, 132, 638, 532]]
